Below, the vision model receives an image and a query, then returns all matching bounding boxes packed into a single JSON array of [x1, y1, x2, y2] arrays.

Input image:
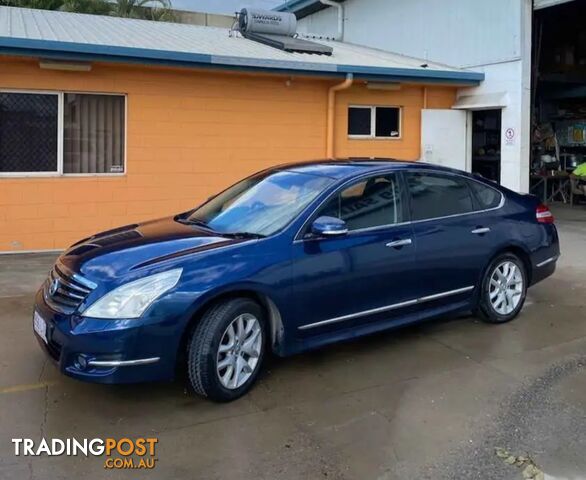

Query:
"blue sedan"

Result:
[[33, 160, 560, 401]]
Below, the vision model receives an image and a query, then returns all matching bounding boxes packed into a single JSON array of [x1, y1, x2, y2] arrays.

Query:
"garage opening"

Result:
[[471, 109, 502, 183], [531, 0, 586, 205]]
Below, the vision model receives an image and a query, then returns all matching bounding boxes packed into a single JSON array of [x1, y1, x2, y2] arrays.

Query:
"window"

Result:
[[468, 180, 502, 209], [406, 172, 474, 221], [64, 94, 125, 174], [348, 106, 401, 138], [0, 93, 58, 173], [0, 91, 125, 175], [315, 173, 403, 231], [189, 171, 333, 237]]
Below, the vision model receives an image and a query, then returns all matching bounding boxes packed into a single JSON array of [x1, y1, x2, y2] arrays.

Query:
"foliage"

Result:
[[61, 0, 111, 15], [1, 0, 175, 21], [0, 0, 65, 8]]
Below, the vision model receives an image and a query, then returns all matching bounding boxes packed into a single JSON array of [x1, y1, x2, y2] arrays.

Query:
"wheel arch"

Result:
[[484, 243, 533, 286], [176, 287, 285, 373]]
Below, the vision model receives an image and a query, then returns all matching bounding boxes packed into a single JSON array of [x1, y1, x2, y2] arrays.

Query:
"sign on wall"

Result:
[[504, 127, 515, 146]]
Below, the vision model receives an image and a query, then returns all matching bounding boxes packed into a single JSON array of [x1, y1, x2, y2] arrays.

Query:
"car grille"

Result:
[[44, 264, 96, 315]]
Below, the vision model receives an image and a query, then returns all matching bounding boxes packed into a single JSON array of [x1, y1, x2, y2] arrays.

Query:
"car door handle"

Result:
[[471, 227, 490, 235], [386, 238, 412, 248]]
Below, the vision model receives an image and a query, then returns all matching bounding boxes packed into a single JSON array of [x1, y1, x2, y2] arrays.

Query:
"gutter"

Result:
[[327, 73, 353, 158], [0, 37, 485, 85]]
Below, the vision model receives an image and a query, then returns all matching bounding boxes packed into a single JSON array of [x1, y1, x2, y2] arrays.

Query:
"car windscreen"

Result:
[[187, 170, 334, 236]]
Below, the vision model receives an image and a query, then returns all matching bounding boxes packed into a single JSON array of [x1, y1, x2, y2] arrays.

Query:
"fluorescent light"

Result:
[[366, 82, 402, 91], [39, 60, 92, 72]]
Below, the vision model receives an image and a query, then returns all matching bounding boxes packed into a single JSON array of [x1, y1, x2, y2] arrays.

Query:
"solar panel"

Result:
[[243, 32, 333, 55]]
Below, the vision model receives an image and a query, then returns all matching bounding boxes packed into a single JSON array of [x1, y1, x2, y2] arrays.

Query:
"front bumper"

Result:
[[33, 289, 182, 384]]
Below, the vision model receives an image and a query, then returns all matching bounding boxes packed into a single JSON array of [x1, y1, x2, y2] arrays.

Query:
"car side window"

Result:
[[467, 180, 502, 209], [406, 172, 474, 221], [315, 173, 404, 231]]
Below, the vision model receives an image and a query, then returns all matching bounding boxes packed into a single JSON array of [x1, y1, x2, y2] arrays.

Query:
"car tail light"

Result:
[[536, 204, 554, 224]]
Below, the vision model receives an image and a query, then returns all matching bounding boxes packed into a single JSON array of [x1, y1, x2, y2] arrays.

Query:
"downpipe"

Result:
[[327, 73, 353, 158]]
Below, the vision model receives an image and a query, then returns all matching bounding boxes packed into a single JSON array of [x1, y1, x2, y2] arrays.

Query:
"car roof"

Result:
[[273, 159, 465, 180]]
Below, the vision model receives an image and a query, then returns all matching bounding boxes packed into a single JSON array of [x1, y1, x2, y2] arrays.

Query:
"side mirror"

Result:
[[311, 216, 348, 237]]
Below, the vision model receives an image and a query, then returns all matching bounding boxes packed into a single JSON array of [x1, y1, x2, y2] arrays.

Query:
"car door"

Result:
[[405, 170, 500, 305], [291, 171, 416, 334]]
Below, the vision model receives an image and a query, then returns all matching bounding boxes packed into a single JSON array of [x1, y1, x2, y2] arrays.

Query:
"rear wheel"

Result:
[[476, 253, 527, 323], [187, 298, 266, 402]]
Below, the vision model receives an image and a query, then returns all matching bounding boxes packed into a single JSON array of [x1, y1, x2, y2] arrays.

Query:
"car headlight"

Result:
[[82, 269, 182, 319]]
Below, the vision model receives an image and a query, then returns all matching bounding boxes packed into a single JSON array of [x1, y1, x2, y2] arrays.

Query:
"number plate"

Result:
[[33, 311, 48, 344]]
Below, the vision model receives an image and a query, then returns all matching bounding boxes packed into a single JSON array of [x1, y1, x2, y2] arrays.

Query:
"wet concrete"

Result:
[[0, 204, 584, 480]]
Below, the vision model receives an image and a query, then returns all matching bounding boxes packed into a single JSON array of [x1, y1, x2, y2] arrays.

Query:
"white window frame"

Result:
[[348, 105, 402, 140], [0, 89, 127, 178]]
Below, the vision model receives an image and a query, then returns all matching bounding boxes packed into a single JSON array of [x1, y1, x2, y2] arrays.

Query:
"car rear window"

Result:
[[468, 180, 502, 209], [406, 172, 474, 221]]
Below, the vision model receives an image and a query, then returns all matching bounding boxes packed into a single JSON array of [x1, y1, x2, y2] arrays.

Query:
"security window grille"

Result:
[[0, 91, 125, 175], [0, 93, 59, 173], [348, 106, 401, 138]]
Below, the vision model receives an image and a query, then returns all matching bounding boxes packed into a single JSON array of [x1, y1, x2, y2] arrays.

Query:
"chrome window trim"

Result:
[[403, 169, 505, 224], [298, 285, 475, 331], [293, 168, 505, 243], [293, 168, 405, 242]]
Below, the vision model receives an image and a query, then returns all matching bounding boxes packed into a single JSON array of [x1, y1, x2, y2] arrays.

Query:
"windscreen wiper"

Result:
[[175, 216, 214, 230]]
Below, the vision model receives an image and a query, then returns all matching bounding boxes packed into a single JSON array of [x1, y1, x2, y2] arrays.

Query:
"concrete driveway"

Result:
[[1, 205, 585, 480]]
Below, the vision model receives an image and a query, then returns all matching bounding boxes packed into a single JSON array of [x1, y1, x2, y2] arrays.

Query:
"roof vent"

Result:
[[237, 8, 333, 55]]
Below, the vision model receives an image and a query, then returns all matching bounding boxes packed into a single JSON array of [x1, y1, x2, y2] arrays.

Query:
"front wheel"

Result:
[[187, 298, 266, 402], [476, 253, 527, 324]]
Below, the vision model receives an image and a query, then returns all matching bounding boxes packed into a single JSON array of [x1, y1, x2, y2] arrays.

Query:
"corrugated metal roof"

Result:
[[0, 6, 483, 84], [278, 0, 577, 14]]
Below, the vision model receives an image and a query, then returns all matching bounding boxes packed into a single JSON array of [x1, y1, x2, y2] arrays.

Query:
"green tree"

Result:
[[110, 0, 174, 21], [1, 0, 175, 21], [0, 0, 65, 8], [61, 0, 111, 15]]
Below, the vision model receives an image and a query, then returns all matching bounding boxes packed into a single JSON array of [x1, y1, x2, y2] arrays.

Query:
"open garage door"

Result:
[[421, 109, 468, 171]]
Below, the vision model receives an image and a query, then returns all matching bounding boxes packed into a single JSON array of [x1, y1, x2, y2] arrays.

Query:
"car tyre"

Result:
[[187, 298, 266, 402], [476, 253, 527, 324]]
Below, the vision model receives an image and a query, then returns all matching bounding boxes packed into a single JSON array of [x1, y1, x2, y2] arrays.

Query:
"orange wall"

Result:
[[0, 56, 456, 252], [335, 84, 456, 159]]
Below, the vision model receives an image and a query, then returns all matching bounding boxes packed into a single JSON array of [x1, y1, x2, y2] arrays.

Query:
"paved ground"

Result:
[[0, 204, 585, 480]]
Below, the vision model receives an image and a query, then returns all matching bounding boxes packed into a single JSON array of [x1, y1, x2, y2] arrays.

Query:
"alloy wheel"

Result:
[[489, 260, 523, 315], [216, 313, 262, 390]]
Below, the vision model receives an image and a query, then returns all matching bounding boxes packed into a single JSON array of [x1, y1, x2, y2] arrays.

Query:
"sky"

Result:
[[171, 0, 282, 15]]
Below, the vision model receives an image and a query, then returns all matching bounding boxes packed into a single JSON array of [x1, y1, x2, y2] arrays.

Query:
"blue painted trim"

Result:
[[336, 64, 485, 82], [0, 36, 484, 84], [0, 36, 213, 65]]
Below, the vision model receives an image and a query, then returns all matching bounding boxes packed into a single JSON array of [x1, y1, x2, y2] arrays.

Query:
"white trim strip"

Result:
[[536, 255, 559, 268], [298, 285, 475, 331], [418, 285, 475, 302], [88, 357, 160, 367]]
